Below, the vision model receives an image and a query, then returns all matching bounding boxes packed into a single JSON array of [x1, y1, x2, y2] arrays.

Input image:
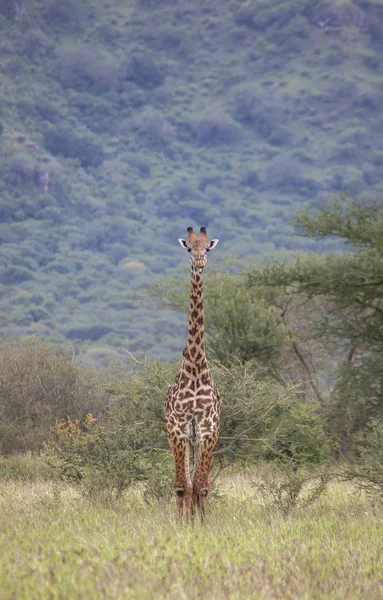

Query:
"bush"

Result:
[[47, 358, 174, 502], [70, 95, 117, 134], [1, 266, 34, 285], [241, 169, 261, 188], [214, 359, 329, 466], [46, 355, 329, 503], [0, 337, 109, 455], [108, 243, 129, 265], [44, 128, 105, 167], [0, 0, 17, 19], [231, 84, 284, 140], [65, 325, 113, 341], [205, 275, 287, 365], [8, 154, 36, 182], [44, 0, 89, 33], [0, 453, 56, 481], [256, 465, 332, 515], [265, 155, 304, 189], [342, 420, 383, 501], [49, 413, 173, 504], [129, 109, 176, 148], [57, 45, 119, 95], [194, 107, 242, 146], [121, 52, 165, 89]]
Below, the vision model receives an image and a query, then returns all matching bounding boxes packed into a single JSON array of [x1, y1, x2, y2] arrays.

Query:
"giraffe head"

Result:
[[178, 227, 219, 271]]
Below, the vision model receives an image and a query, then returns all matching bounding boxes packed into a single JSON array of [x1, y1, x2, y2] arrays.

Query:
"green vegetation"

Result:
[[1, 193, 383, 594], [246, 199, 383, 449], [0, 337, 109, 454], [1, 0, 383, 362], [1, 471, 383, 599]]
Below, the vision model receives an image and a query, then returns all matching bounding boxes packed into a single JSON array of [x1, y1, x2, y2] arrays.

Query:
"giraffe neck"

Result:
[[183, 267, 207, 372]]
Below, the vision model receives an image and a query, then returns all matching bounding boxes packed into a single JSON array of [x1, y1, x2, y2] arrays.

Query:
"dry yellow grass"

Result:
[[0, 469, 382, 599]]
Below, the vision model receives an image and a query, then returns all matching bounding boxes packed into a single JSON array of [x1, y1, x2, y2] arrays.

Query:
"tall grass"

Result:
[[1, 468, 382, 599]]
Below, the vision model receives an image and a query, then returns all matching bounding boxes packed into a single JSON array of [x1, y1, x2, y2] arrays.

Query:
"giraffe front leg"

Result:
[[172, 438, 194, 521], [193, 437, 216, 522]]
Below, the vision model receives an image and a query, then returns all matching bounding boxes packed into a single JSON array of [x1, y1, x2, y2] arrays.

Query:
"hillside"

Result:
[[1, 0, 383, 364]]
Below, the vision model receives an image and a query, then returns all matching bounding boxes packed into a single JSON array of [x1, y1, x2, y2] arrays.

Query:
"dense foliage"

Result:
[[42, 351, 327, 501], [1, 0, 383, 362], [0, 337, 111, 454], [246, 200, 383, 447]]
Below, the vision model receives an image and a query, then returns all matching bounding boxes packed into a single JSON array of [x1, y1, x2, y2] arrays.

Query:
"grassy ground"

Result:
[[0, 468, 382, 599]]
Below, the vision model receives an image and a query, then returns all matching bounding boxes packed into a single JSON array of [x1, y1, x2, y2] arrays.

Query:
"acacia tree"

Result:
[[248, 199, 383, 448]]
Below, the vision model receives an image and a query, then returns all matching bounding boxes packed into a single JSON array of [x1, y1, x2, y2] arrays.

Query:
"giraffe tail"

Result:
[[186, 418, 199, 485]]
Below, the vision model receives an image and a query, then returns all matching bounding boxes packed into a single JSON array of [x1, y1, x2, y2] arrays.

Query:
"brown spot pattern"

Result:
[[165, 260, 221, 521]]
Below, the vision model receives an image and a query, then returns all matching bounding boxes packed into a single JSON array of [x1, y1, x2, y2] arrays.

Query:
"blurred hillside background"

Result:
[[1, 0, 383, 365]]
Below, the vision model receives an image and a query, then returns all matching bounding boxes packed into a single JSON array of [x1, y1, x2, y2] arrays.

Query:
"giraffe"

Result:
[[165, 226, 221, 521]]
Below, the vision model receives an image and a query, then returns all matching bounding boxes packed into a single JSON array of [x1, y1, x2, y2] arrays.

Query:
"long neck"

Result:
[[184, 267, 207, 371]]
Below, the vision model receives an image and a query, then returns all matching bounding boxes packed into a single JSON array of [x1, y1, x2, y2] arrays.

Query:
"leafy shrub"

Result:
[[214, 359, 329, 466], [47, 359, 174, 503], [0, 0, 17, 19], [121, 52, 165, 89], [1, 266, 34, 285], [265, 155, 304, 189], [342, 420, 383, 501], [47, 355, 329, 503], [65, 325, 113, 341], [28, 308, 51, 322], [44, 128, 105, 167], [70, 95, 117, 134], [129, 109, 176, 148], [205, 274, 287, 365], [256, 466, 332, 515], [0, 337, 109, 455], [241, 169, 261, 188], [169, 179, 199, 202], [108, 243, 129, 265], [56, 412, 173, 505], [231, 84, 283, 140], [234, 5, 258, 28], [57, 45, 119, 95], [44, 0, 89, 33], [3, 57, 25, 75], [198, 172, 223, 192], [0, 452, 56, 481], [194, 107, 242, 146], [150, 25, 187, 53], [8, 154, 36, 182], [23, 28, 52, 59]]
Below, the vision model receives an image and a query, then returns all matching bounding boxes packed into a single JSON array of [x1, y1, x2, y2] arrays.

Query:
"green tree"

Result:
[[248, 199, 383, 447], [151, 272, 332, 401]]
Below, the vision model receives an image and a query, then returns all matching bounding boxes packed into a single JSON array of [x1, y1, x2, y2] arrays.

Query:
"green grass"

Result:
[[1, 470, 382, 599]]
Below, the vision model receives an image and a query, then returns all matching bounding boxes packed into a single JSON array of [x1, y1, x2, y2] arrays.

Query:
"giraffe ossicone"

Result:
[[165, 226, 221, 521]]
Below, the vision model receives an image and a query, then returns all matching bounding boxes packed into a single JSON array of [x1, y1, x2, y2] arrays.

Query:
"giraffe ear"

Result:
[[207, 239, 219, 251], [178, 239, 189, 249]]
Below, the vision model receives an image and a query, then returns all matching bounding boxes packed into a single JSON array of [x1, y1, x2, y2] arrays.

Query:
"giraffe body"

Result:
[[165, 227, 221, 520]]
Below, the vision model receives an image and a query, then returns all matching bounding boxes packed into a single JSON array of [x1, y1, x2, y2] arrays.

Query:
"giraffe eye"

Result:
[[187, 248, 192, 252]]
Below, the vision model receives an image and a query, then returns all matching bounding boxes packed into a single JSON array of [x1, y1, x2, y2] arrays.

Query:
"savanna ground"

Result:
[[1, 461, 382, 600]]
